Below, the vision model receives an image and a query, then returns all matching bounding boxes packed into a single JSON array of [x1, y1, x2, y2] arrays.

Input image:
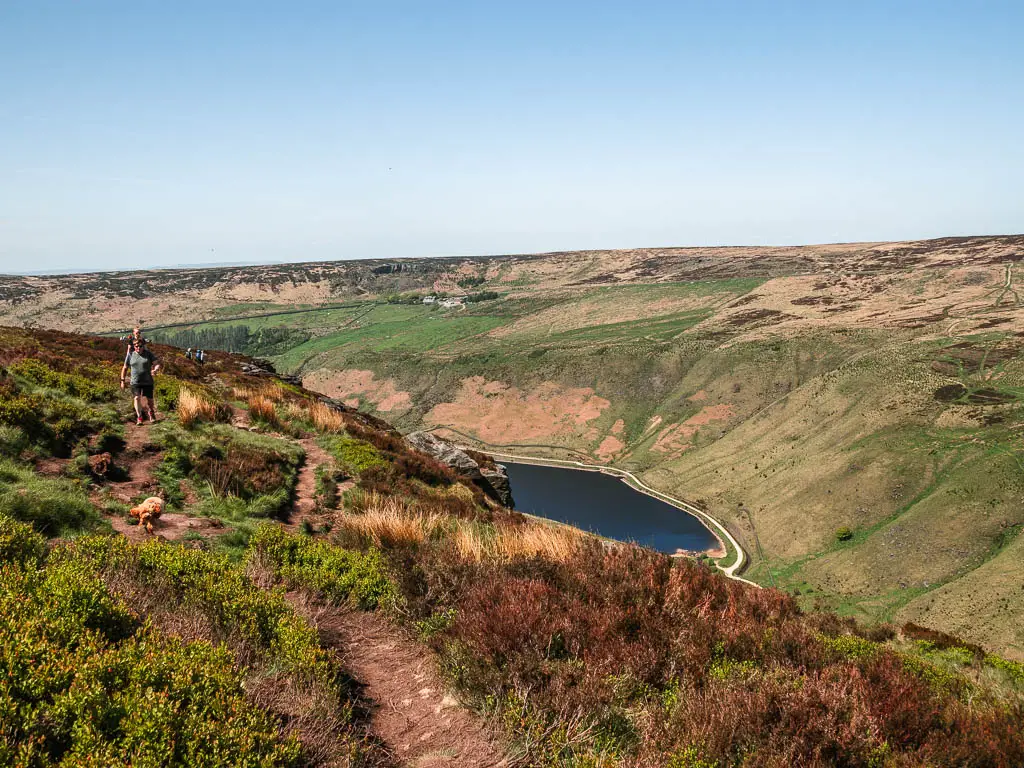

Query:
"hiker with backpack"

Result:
[[121, 338, 161, 425]]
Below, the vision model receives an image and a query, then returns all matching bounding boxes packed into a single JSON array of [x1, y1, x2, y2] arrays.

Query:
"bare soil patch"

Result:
[[425, 377, 610, 445], [305, 369, 413, 413]]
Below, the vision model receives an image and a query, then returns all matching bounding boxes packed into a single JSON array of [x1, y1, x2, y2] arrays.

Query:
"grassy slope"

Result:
[[4, 325, 1024, 767], [2, 237, 1022, 659], [199, 253, 1024, 658]]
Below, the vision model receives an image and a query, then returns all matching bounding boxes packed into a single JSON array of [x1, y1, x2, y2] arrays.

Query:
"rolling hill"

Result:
[[2, 234, 1022, 659]]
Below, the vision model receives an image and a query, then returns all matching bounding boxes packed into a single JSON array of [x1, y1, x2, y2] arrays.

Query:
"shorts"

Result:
[[132, 384, 154, 398]]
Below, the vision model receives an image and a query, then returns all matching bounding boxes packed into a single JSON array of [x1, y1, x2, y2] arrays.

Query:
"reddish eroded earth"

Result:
[[425, 376, 610, 445]]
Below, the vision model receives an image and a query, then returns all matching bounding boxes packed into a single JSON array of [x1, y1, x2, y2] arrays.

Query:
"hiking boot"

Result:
[[136, 417, 144, 426]]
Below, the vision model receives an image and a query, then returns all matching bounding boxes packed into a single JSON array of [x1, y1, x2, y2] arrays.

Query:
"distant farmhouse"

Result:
[[422, 294, 464, 308]]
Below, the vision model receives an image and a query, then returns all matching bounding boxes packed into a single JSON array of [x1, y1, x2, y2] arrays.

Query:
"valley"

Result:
[[2, 235, 1023, 658]]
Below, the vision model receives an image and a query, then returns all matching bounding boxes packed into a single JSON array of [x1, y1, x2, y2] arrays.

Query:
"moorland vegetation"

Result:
[[0, 326, 1022, 766]]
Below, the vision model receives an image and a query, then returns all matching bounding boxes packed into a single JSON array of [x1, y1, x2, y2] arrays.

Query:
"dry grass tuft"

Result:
[[248, 394, 279, 426], [495, 522, 581, 562], [178, 387, 221, 428], [338, 495, 446, 547], [454, 520, 582, 563], [307, 400, 345, 433]]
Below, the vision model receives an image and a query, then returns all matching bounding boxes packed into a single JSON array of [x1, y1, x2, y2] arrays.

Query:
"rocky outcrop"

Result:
[[479, 465, 513, 508], [240, 358, 303, 387], [406, 431, 514, 507]]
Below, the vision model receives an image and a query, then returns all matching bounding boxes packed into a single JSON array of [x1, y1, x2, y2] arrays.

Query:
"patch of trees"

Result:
[[149, 325, 311, 357], [465, 291, 501, 303], [457, 275, 485, 288], [383, 292, 425, 305]]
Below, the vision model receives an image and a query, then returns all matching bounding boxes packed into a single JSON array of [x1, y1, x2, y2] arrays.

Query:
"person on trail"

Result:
[[121, 339, 161, 425], [196, 349, 204, 365], [185, 347, 193, 360]]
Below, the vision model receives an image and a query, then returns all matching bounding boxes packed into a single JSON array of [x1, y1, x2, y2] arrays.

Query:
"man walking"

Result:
[[121, 339, 161, 425]]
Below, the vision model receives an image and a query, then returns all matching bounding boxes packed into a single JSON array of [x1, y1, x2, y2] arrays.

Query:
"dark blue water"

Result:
[[504, 462, 718, 554]]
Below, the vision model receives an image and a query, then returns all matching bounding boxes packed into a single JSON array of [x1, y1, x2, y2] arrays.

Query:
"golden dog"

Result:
[[129, 496, 164, 534]]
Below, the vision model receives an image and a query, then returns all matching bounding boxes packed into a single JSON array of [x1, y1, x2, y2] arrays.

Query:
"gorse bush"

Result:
[[248, 524, 395, 609]]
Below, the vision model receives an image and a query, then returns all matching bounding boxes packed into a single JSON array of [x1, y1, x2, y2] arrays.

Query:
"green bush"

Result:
[[0, 392, 42, 432], [67, 535, 341, 686], [0, 556, 302, 767], [835, 526, 854, 542], [248, 524, 395, 609], [984, 653, 1024, 685], [0, 515, 46, 566], [9, 358, 117, 401], [156, 375, 183, 411], [319, 435, 386, 474], [817, 633, 881, 661]]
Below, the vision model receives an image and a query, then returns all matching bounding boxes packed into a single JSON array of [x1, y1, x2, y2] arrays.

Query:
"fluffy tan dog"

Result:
[[129, 496, 164, 534]]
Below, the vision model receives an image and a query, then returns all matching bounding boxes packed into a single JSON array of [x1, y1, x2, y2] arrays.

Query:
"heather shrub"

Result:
[[247, 524, 395, 609]]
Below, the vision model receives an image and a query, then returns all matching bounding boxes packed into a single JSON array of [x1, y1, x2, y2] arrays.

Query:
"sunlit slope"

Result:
[[4, 234, 1023, 653], [250, 242, 1024, 653]]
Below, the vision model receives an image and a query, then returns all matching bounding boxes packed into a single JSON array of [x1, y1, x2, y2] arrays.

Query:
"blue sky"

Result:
[[1, 1, 1022, 273]]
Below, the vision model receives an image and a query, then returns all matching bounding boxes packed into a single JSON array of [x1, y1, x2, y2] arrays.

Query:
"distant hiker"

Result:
[[196, 349, 204, 365], [185, 347, 193, 360], [122, 327, 149, 364], [121, 338, 161, 425]]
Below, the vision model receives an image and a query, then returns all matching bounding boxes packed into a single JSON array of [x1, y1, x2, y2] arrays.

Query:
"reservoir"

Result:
[[503, 461, 720, 555]]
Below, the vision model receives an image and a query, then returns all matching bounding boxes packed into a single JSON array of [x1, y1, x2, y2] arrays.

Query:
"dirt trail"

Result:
[[106, 420, 163, 504], [292, 437, 333, 518], [291, 597, 510, 768]]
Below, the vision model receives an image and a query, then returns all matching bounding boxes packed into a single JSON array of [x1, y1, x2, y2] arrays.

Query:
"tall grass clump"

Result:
[[177, 385, 230, 428], [308, 399, 345, 433], [248, 394, 280, 428], [338, 496, 447, 548], [0, 458, 104, 536]]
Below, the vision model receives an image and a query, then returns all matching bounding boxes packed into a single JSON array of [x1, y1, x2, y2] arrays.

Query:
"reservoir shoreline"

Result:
[[460, 446, 756, 587]]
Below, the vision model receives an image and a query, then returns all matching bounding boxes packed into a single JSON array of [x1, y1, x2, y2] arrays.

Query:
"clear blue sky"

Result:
[[2, 1, 1022, 273]]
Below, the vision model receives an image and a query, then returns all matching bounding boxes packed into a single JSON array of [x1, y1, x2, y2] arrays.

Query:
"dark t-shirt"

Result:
[[127, 349, 158, 386]]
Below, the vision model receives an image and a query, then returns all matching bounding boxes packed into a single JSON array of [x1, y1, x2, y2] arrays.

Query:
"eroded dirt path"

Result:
[[292, 437, 333, 518], [290, 596, 510, 768]]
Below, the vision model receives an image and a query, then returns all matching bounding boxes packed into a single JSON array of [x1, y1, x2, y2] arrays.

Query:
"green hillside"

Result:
[[2, 325, 1023, 766], [133, 239, 1024, 661]]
